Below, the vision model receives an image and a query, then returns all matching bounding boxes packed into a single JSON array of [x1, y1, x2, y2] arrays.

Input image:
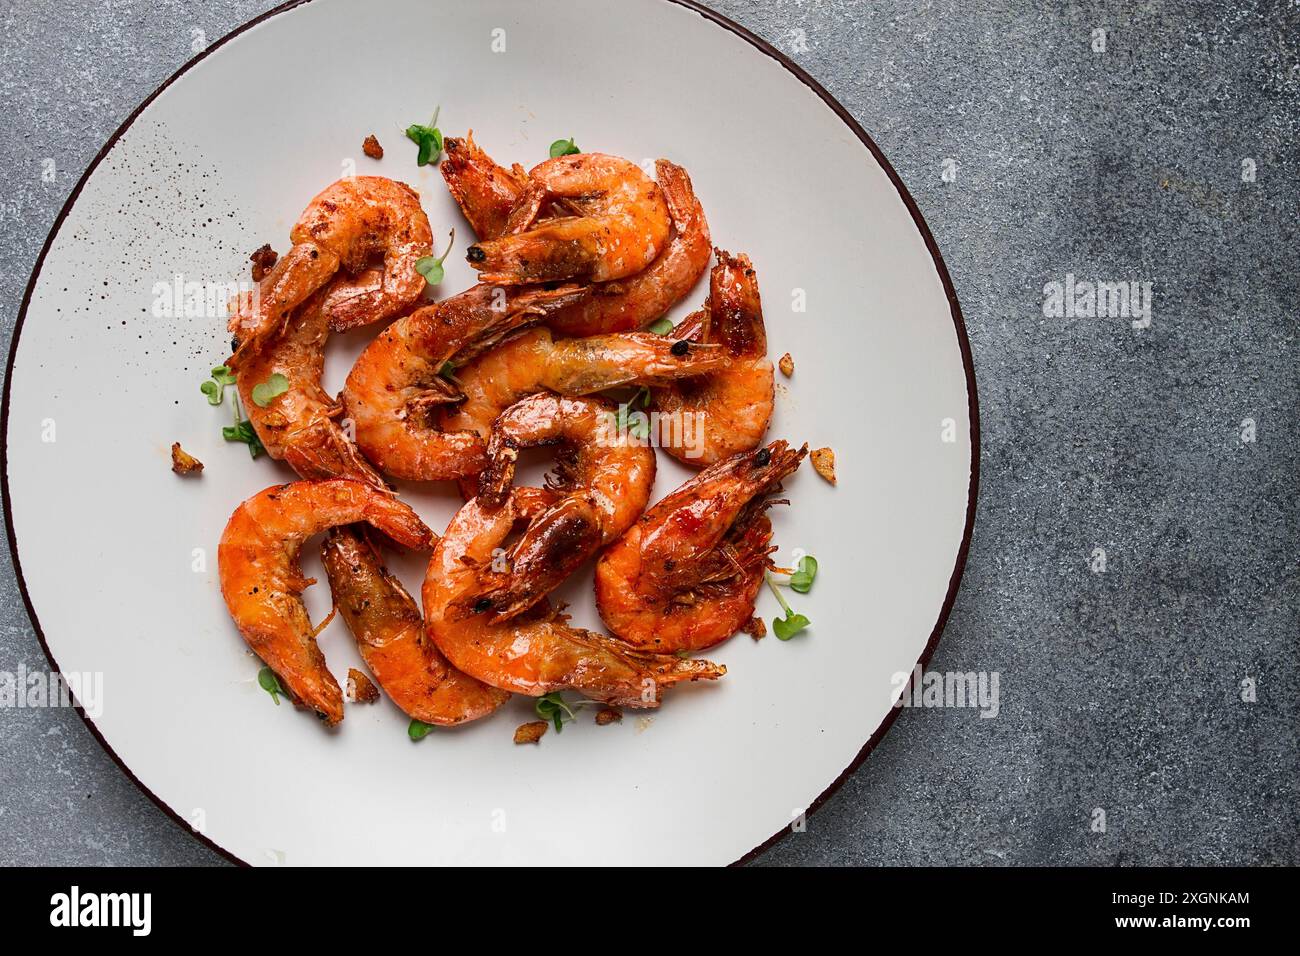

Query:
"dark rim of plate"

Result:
[[0, 0, 980, 868]]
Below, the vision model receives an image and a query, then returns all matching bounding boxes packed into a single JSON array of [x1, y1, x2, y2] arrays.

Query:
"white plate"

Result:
[[2, 0, 976, 866]]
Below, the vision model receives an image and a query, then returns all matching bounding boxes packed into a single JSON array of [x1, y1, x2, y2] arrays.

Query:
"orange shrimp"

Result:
[[472, 392, 656, 620], [437, 325, 729, 455], [218, 480, 434, 725], [321, 528, 509, 725], [441, 136, 709, 333], [422, 490, 725, 707], [595, 441, 806, 653], [652, 250, 774, 466], [227, 287, 383, 487], [440, 133, 527, 241], [228, 176, 432, 355], [342, 283, 589, 482], [465, 154, 670, 285], [547, 160, 712, 336]]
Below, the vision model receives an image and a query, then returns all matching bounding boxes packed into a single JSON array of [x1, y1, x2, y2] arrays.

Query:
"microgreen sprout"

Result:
[[251, 372, 289, 408], [222, 393, 265, 459], [415, 228, 456, 287], [408, 719, 436, 741], [201, 365, 236, 405], [766, 573, 811, 640], [405, 106, 444, 166], [549, 137, 580, 158], [257, 666, 285, 705], [535, 692, 583, 732], [614, 386, 651, 439], [789, 554, 818, 594]]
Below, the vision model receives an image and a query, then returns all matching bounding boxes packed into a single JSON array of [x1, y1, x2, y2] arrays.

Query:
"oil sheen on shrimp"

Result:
[[422, 490, 725, 708], [465, 153, 670, 285], [472, 392, 656, 620], [596, 441, 807, 652], [652, 249, 774, 466], [438, 325, 729, 453], [443, 136, 709, 335], [218, 480, 434, 725], [342, 282, 589, 482], [321, 528, 508, 725], [228, 176, 432, 355], [228, 287, 384, 487], [440, 132, 527, 241], [547, 160, 712, 336]]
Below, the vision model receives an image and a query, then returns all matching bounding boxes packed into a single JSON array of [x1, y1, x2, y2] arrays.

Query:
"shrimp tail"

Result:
[[441, 132, 527, 241], [282, 419, 388, 490], [640, 652, 728, 688], [555, 627, 726, 707], [321, 267, 387, 332], [362, 494, 437, 552], [227, 243, 339, 358], [655, 159, 704, 237]]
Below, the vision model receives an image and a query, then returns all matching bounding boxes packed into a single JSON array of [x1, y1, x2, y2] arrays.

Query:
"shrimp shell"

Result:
[[466, 153, 670, 285], [321, 529, 509, 725], [596, 441, 807, 652], [422, 491, 725, 707], [218, 480, 433, 725]]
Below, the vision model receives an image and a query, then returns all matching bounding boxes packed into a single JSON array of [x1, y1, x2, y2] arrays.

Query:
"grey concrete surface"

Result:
[[1, 0, 1296, 867]]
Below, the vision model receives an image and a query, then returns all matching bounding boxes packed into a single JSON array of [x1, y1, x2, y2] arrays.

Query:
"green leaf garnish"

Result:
[[535, 692, 578, 733], [549, 137, 580, 158], [789, 555, 818, 594], [405, 106, 443, 166], [647, 318, 674, 335], [257, 666, 285, 705], [415, 228, 456, 287], [614, 389, 651, 439], [201, 365, 236, 406], [250, 372, 289, 408], [766, 573, 811, 640], [773, 609, 811, 640], [408, 718, 436, 741], [222, 395, 265, 459]]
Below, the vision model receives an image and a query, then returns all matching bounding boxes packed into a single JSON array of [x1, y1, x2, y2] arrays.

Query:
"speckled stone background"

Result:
[[1, 0, 1296, 866]]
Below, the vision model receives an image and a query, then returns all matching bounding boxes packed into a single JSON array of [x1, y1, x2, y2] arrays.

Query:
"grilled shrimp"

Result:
[[422, 490, 725, 707], [596, 441, 806, 652], [342, 283, 589, 482], [440, 133, 527, 241], [465, 154, 670, 285], [228, 287, 383, 487], [438, 326, 729, 455], [229, 176, 432, 354], [218, 480, 434, 725], [652, 250, 774, 466], [472, 392, 656, 620], [547, 160, 712, 336], [442, 136, 710, 335], [321, 529, 509, 725]]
